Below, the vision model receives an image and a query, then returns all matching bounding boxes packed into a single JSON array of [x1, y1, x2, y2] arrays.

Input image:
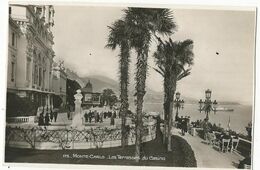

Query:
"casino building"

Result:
[[7, 5, 56, 109]]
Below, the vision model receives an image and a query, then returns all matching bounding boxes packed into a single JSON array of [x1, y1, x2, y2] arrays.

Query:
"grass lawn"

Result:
[[5, 131, 196, 167]]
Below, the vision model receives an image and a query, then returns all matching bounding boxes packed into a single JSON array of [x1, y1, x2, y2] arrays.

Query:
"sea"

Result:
[[133, 103, 253, 135]]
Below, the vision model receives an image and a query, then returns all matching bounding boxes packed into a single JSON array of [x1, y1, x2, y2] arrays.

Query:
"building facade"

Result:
[[7, 17, 21, 92], [81, 80, 101, 108], [7, 5, 55, 111], [52, 62, 67, 107]]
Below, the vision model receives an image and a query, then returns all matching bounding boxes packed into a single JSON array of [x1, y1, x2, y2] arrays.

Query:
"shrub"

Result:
[[6, 92, 38, 117], [173, 135, 197, 167]]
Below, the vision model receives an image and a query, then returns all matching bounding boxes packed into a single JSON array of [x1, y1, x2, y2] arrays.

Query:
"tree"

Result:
[[153, 37, 194, 151], [123, 8, 176, 160], [106, 20, 131, 148], [101, 88, 118, 107], [66, 78, 81, 109]]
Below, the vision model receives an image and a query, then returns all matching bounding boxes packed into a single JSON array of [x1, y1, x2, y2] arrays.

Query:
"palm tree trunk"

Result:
[[163, 83, 169, 144], [163, 63, 172, 147], [166, 73, 176, 151], [167, 88, 175, 151], [119, 42, 130, 148], [135, 50, 148, 162]]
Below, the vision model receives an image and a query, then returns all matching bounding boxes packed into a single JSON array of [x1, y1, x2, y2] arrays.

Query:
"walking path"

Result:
[[172, 128, 244, 168]]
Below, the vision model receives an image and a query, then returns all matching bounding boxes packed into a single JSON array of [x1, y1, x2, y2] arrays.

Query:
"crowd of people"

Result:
[[38, 108, 58, 126], [175, 115, 191, 136], [84, 110, 118, 125]]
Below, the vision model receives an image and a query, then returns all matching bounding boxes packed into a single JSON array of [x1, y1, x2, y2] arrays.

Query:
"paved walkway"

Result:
[[172, 128, 244, 168]]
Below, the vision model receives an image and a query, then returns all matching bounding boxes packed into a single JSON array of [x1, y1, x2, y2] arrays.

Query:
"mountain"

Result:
[[217, 101, 241, 105], [80, 75, 197, 104], [77, 74, 241, 106], [66, 69, 85, 87], [81, 75, 119, 93]]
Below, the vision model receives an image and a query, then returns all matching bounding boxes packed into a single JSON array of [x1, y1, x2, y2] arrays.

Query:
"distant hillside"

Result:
[[78, 74, 240, 105], [66, 69, 85, 87], [218, 101, 241, 105], [80, 75, 197, 104], [81, 75, 119, 93]]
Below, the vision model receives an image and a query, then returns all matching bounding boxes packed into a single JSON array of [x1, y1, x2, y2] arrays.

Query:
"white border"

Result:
[[0, 1, 259, 170]]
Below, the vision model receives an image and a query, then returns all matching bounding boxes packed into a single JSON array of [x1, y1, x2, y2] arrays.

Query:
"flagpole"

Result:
[[227, 115, 231, 131]]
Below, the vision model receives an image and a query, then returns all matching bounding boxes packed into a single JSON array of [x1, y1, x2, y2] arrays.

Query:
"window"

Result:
[[39, 67, 42, 87], [34, 64, 38, 85], [11, 62, 15, 82], [9, 7, 11, 15], [26, 59, 31, 81], [11, 32, 15, 46], [43, 69, 46, 88], [33, 49, 37, 58]]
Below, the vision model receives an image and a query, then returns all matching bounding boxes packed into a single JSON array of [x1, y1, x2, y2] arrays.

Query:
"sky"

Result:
[[52, 5, 256, 105]]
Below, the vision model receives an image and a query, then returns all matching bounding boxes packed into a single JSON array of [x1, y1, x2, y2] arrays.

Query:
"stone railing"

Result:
[[5, 121, 157, 150], [235, 137, 251, 157], [6, 116, 36, 124]]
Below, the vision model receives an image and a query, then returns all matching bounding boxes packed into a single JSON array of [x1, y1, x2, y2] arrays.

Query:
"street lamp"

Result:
[[213, 100, 218, 114], [205, 89, 211, 99], [176, 92, 180, 99], [198, 89, 218, 121], [174, 92, 184, 120], [199, 99, 203, 112], [180, 100, 184, 109]]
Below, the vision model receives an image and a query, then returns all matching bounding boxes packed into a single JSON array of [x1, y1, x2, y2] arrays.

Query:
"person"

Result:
[[175, 115, 180, 122], [94, 110, 98, 123], [97, 112, 100, 123], [108, 111, 112, 118], [110, 112, 115, 126], [45, 112, 50, 126], [50, 109, 54, 122], [84, 111, 89, 123], [184, 116, 188, 133], [38, 112, 44, 126], [238, 152, 251, 169], [187, 116, 191, 134], [181, 117, 186, 135], [53, 109, 58, 122], [178, 116, 184, 129], [202, 118, 210, 139], [113, 111, 116, 119], [104, 111, 107, 119], [100, 111, 104, 123], [88, 110, 92, 123]]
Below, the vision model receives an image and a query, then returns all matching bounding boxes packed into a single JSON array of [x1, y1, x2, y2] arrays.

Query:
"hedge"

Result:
[[173, 135, 197, 167]]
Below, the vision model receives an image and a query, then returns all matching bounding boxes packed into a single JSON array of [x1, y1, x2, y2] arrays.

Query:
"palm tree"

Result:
[[106, 20, 131, 148], [123, 8, 176, 160], [153, 37, 194, 151]]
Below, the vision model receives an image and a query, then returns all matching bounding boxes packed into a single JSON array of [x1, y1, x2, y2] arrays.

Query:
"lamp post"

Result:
[[198, 89, 218, 121], [174, 92, 184, 120]]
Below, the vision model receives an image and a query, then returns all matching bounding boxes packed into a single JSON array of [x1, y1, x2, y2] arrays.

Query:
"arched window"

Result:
[[34, 63, 38, 85], [38, 53, 42, 86], [33, 49, 37, 58], [38, 53, 41, 63]]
